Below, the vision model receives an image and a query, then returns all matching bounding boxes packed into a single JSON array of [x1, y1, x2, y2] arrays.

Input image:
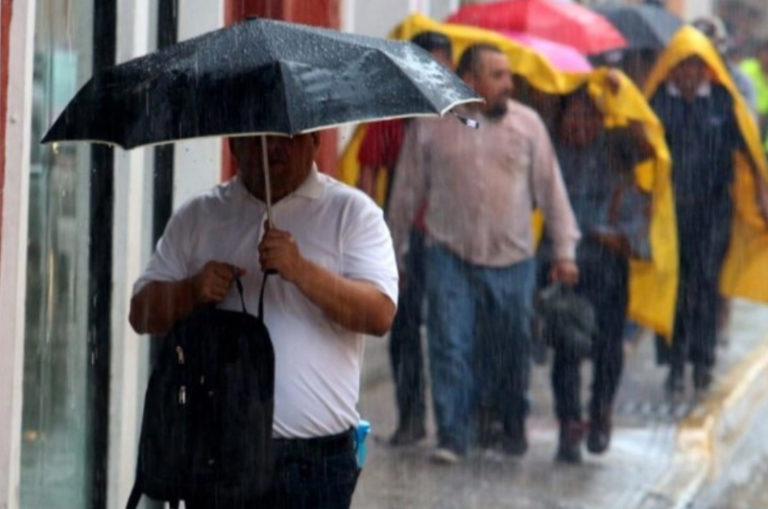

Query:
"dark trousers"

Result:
[[389, 228, 427, 430], [186, 430, 360, 509], [660, 205, 731, 370], [542, 242, 629, 421]]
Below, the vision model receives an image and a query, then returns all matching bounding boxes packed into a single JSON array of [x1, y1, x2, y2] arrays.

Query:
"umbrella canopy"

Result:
[[498, 30, 592, 72], [594, 2, 682, 50], [445, 0, 626, 55], [42, 18, 480, 149]]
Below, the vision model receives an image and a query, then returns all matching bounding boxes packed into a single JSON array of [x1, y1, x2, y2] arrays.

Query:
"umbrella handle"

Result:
[[260, 135, 278, 277], [261, 135, 274, 228]]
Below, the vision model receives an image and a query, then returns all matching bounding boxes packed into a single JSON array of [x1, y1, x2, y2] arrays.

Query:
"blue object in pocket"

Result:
[[354, 420, 371, 468]]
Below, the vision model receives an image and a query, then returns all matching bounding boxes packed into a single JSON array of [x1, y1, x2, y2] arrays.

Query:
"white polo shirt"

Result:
[[133, 166, 399, 438]]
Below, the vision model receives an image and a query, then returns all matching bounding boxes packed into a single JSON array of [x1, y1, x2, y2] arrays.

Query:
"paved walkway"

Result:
[[352, 300, 768, 508]]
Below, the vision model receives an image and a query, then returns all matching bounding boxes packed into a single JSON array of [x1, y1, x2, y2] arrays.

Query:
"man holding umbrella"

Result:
[[130, 132, 399, 507], [389, 43, 580, 463]]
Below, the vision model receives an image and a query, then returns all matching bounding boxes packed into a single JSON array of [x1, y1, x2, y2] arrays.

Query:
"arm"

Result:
[[357, 164, 379, 199], [387, 122, 426, 272], [129, 261, 245, 335], [259, 225, 396, 336]]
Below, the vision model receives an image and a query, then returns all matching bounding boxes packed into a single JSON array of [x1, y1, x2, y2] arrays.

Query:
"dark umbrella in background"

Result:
[[594, 2, 682, 50], [42, 17, 480, 223], [590, 2, 682, 87]]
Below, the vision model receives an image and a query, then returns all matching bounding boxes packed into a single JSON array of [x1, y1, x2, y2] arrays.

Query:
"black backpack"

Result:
[[126, 275, 274, 508]]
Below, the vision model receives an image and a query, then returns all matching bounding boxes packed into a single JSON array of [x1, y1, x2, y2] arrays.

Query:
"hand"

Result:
[[258, 222, 308, 284], [592, 231, 631, 257], [192, 261, 245, 304], [549, 259, 579, 287], [605, 69, 622, 94]]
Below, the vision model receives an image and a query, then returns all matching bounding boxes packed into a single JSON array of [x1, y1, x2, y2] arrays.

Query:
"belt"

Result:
[[272, 429, 354, 456]]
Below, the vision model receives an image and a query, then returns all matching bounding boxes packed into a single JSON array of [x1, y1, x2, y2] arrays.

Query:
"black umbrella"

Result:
[[594, 2, 682, 50], [42, 18, 480, 221]]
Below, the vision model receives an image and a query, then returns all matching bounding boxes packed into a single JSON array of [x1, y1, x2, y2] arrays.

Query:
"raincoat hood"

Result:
[[644, 25, 768, 306], [339, 13, 678, 337]]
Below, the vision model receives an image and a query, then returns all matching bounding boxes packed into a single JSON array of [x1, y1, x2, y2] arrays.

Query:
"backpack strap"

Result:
[[233, 272, 269, 320], [124, 479, 142, 509], [233, 276, 247, 313]]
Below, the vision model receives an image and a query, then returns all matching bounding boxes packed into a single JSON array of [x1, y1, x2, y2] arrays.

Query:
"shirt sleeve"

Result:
[[529, 113, 581, 260], [387, 121, 427, 270], [132, 205, 193, 295], [341, 195, 399, 307], [357, 120, 405, 169]]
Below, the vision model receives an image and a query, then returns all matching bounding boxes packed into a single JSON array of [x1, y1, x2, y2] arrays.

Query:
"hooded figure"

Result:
[[643, 26, 768, 394]]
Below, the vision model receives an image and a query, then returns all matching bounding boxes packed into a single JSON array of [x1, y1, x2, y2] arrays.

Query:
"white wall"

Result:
[[684, 0, 715, 21], [0, 1, 36, 508], [174, 0, 226, 208], [108, 1, 154, 508]]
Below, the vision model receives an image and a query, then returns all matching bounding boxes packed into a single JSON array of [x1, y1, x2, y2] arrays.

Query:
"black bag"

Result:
[[126, 275, 274, 508], [535, 282, 598, 360]]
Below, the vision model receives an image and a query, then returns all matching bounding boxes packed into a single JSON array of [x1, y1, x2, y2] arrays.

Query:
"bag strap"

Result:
[[233, 272, 269, 320], [124, 479, 142, 509]]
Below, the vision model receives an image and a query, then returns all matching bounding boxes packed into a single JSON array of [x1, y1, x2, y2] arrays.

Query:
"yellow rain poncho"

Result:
[[338, 14, 678, 337], [643, 26, 768, 307]]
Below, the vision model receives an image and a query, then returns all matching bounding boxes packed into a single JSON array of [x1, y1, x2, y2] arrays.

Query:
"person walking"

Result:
[[130, 133, 398, 508], [542, 89, 653, 463], [388, 43, 580, 463], [648, 45, 745, 394], [356, 31, 454, 446]]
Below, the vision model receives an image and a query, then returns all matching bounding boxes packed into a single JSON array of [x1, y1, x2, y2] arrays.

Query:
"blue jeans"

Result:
[[389, 229, 427, 429], [426, 244, 535, 453]]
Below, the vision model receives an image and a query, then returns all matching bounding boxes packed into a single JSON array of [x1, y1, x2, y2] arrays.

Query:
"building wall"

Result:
[[0, 0, 35, 506]]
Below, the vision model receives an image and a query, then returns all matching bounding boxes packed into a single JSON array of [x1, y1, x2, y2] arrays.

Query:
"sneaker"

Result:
[[388, 423, 426, 447], [500, 420, 528, 456], [586, 409, 612, 455], [430, 446, 462, 465], [555, 419, 584, 464]]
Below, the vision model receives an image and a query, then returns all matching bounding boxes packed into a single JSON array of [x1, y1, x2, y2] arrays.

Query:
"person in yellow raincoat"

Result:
[[643, 26, 768, 394], [533, 84, 656, 464]]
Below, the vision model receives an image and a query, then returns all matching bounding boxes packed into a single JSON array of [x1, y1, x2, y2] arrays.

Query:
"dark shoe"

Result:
[[587, 409, 612, 455], [665, 366, 684, 395], [388, 423, 426, 446], [476, 406, 498, 448], [693, 365, 713, 392], [500, 421, 528, 456], [555, 419, 584, 464]]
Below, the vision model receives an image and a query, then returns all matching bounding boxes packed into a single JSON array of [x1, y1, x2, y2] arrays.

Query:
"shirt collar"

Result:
[[292, 164, 324, 200], [666, 80, 712, 98], [234, 163, 324, 204]]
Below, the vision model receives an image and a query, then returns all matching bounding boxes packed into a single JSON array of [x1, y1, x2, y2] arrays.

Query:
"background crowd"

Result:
[[347, 0, 768, 466]]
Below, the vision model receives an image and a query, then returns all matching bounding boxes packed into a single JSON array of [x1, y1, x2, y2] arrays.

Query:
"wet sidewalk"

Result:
[[352, 300, 768, 509]]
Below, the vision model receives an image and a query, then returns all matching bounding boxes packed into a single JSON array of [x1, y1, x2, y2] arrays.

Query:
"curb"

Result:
[[640, 334, 768, 508]]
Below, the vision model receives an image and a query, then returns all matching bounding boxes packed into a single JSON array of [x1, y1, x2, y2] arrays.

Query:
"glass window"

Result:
[[21, 2, 94, 508]]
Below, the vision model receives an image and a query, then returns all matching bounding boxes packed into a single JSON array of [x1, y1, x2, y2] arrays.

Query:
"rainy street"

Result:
[[6, 1, 768, 509], [354, 300, 768, 509]]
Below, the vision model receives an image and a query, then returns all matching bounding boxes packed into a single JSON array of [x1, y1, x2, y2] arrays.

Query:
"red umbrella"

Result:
[[446, 0, 626, 55]]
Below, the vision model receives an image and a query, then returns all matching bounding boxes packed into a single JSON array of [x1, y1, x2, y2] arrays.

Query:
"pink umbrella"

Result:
[[499, 30, 592, 72]]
